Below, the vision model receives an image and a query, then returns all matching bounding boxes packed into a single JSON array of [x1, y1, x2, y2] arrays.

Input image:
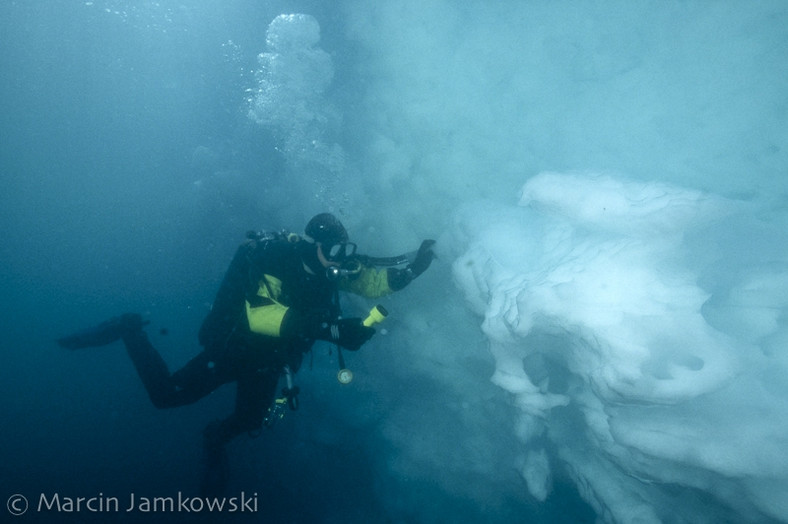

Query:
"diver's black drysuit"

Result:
[[60, 227, 434, 496], [125, 235, 363, 445], [123, 232, 432, 443]]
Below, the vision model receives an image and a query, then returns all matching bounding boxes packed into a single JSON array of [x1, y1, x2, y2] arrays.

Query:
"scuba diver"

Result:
[[57, 213, 435, 495]]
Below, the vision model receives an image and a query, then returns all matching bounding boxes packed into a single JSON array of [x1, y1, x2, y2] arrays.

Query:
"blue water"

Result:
[[2, 1, 787, 523]]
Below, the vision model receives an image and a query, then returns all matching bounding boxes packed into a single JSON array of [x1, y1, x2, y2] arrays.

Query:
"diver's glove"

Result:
[[388, 239, 436, 290], [295, 313, 375, 351], [327, 318, 375, 351], [409, 239, 436, 277]]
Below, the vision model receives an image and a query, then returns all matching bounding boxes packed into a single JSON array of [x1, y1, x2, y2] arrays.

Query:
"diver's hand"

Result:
[[385, 240, 437, 291], [408, 239, 436, 277], [329, 318, 375, 351], [299, 313, 375, 351]]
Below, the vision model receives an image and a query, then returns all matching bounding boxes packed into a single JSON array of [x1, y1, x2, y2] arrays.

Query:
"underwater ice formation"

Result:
[[452, 172, 788, 523]]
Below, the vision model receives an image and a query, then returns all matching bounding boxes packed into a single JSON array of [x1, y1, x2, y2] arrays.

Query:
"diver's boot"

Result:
[[57, 313, 146, 350]]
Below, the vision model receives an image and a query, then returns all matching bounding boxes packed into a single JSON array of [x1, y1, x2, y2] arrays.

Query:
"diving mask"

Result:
[[324, 242, 357, 262]]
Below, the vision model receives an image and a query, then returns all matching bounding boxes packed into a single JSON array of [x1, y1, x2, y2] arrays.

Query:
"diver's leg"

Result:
[[60, 314, 225, 409], [121, 327, 180, 409], [122, 329, 226, 409], [204, 367, 280, 443], [58, 314, 180, 407], [200, 367, 279, 496]]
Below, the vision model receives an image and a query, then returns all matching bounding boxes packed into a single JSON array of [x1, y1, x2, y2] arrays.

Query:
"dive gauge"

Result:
[[337, 368, 354, 384]]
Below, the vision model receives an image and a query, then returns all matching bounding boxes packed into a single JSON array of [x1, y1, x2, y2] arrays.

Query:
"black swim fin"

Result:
[[57, 313, 146, 350]]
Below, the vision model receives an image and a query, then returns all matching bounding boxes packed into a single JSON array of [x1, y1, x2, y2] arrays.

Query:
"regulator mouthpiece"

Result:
[[325, 259, 362, 282]]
